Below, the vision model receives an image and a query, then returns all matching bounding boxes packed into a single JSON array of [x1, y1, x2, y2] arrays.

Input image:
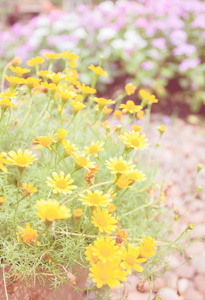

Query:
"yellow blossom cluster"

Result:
[[0, 51, 165, 293]]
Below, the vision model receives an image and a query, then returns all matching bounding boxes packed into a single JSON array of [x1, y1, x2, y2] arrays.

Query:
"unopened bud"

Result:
[[197, 164, 203, 173], [187, 224, 195, 230], [174, 215, 179, 221], [189, 255, 193, 259], [74, 209, 83, 221], [196, 186, 202, 193]]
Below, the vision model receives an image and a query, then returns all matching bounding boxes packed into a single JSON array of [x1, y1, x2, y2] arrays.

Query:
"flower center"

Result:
[[125, 254, 136, 266], [99, 269, 109, 282], [127, 101, 135, 110], [89, 194, 101, 204], [15, 155, 28, 166], [56, 179, 67, 189], [77, 157, 88, 167], [45, 207, 59, 221], [100, 246, 111, 257], [39, 137, 52, 146], [114, 162, 127, 172], [96, 215, 107, 227], [89, 145, 98, 154], [130, 137, 140, 147]]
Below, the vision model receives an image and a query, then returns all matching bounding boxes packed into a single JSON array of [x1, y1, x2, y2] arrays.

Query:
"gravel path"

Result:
[[112, 115, 205, 300]]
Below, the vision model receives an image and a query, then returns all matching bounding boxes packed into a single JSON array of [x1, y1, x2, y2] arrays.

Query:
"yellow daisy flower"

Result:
[[84, 141, 104, 157], [44, 52, 61, 60], [113, 110, 122, 120], [4, 75, 24, 87], [35, 198, 71, 222], [70, 100, 86, 112], [119, 131, 148, 150], [93, 97, 115, 108], [0, 89, 18, 99], [8, 149, 37, 169], [91, 208, 118, 234], [33, 133, 56, 150], [116, 175, 132, 190], [57, 88, 77, 102], [27, 56, 45, 66], [17, 223, 38, 244], [46, 171, 77, 195], [132, 125, 141, 132], [120, 244, 147, 274], [77, 83, 96, 95], [102, 106, 113, 115], [22, 183, 37, 197], [102, 120, 111, 130], [92, 236, 119, 263], [62, 139, 78, 157], [125, 83, 136, 95], [139, 90, 158, 103], [24, 77, 41, 89], [9, 66, 30, 77], [140, 236, 156, 258], [46, 72, 66, 85], [137, 110, 144, 120], [61, 51, 78, 61], [0, 197, 6, 204], [88, 64, 108, 77], [106, 157, 133, 175], [41, 82, 57, 91], [120, 101, 142, 114], [85, 244, 98, 264], [108, 203, 116, 213], [79, 190, 112, 208], [0, 97, 15, 108], [74, 208, 83, 221], [73, 152, 95, 171], [89, 258, 127, 289], [57, 128, 69, 142], [125, 169, 146, 183], [38, 70, 52, 77]]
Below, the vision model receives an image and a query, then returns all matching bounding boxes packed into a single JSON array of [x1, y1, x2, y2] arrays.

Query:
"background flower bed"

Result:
[[1, 0, 205, 112]]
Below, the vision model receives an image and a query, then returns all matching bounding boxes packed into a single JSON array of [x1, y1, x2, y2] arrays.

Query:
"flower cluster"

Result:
[[86, 235, 156, 289], [0, 48, 183, 296]]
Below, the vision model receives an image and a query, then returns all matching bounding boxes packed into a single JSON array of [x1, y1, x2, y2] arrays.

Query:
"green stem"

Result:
[[148, 274, 154, 300], [2, 266, 9, 300], [82, 209, 93, 235], [1, 61, 12, 92], [65, 114, 75, 129], [121, 196, 154, 218], [77, 206, 87, 233]]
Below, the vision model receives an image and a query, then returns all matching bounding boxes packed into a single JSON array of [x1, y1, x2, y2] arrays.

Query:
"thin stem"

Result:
[[19, 92, 33, 128], [120, 195, 154, 218], [65, 114, 75, 129], [53, 230, 179, 249], [62, 183, 87, 205], [2, 266, 9, 300], [1, 61, 12, 92]]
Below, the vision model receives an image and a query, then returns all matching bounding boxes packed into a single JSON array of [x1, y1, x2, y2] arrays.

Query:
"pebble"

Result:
[[127, 291, 153, 300], [176, 263, 195, 279], [177, 278, 190, 293], [185, 242, 204, 258], [183, 288, 204, 300], [158, 287, 182, 300], [191, 253, 205, 274], [194, 274, 205, 295]]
